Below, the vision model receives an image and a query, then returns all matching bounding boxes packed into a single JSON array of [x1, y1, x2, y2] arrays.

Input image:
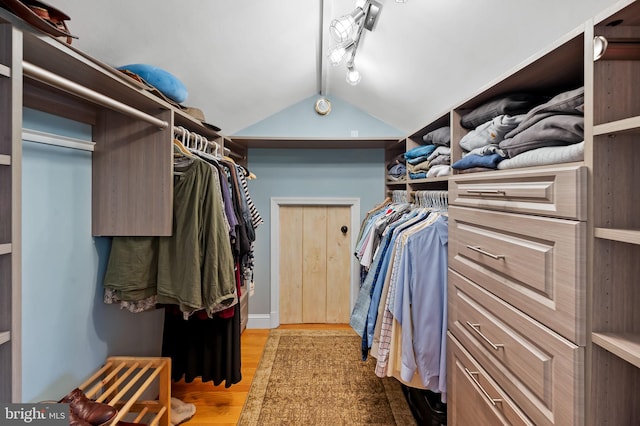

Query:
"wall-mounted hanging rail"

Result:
[[22, 61, 169, 130]]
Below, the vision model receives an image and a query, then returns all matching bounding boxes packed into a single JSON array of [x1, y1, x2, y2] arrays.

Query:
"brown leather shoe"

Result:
[[60, 388, 117, 426], [69, 408, 92, 426]]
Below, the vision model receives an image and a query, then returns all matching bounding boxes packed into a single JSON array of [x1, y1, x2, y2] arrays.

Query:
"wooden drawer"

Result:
[[449, 164, 586, 220], [448, 332, 533, 426], [449, 205, 586, 344], [449, 270, 584, 426]]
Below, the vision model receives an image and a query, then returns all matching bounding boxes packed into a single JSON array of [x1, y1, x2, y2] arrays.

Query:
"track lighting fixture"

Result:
[[346, 66, 361, 85], [327, 0, 381, 86]]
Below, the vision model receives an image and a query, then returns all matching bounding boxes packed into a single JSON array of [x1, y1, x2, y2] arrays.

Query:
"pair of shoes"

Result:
[[59, 388, 118, 426]]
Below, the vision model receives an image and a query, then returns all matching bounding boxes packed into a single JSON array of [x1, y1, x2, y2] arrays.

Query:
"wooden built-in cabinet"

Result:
[[443, 14, 588, 426], [0, 7, 230, 400], [384, 113, 450, 198], [589, 1, 640, 424], [0, 18, 21, 403]]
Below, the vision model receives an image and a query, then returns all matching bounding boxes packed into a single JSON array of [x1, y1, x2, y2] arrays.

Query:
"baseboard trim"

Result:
[[247, 313, 279, 329]]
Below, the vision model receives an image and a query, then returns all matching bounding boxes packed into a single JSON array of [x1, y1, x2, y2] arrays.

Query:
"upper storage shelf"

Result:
[[1, 8, 223, 236], [455, 28, 585, 115], [449, 26, 585, 177]]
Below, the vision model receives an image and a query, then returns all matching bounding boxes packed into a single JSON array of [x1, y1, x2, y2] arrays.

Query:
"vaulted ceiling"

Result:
[[52, 0, 617, 137]]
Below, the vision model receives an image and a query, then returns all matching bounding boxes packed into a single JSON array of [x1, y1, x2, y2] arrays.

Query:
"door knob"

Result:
[[341, 226, 348, 234]]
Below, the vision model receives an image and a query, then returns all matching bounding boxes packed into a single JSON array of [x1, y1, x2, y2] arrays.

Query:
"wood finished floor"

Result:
[[170, 324, 351, 425]]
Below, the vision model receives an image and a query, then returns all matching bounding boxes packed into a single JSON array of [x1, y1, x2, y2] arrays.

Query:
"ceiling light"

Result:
[[327, 0, 381, 86], [329, 7, 365, 43], [346, 66, 361, 85], [328, 41, 353, 66]]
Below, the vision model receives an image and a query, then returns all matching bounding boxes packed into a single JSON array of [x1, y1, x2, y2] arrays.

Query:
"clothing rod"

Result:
[[22, 61, 169, 130], [227, 150, 245, 160], [173, 125, 245, 160], [409, 190, 448, 196], [23, 128, 95, 152]]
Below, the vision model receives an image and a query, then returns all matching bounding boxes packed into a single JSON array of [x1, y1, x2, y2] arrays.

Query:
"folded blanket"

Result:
[[409, 171, 427, 179], [407, 154, 450, 173], [499, 115, 583, 158], [456, 167, 497, 174], [405, 144, 437, 160], [452, 153, 504, 170], [407, 155, 431, 165], [429, 154, 450, 167], [505, 86, 584, 139], [422, 126, 451, 146], [497, 141, 584, 170], [459, 114, 524, 151], [427, 146, 451, 162], [460, 93, 549, 129], [466, 143, 507, 158], [388, 163, 406, 178], [386, 153, 406, 170], [427, 164, 451, 178], [407, 162, 429, 173]]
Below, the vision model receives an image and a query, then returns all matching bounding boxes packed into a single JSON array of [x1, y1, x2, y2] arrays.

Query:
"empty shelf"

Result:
[[0, 331, 10, 346], [594, 227, 640, 245], [594, 116, 640, 135], [592, 332, 640, 369]]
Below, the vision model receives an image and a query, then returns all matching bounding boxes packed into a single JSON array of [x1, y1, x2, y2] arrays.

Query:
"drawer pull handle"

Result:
[[466, 245, 506, 260], [464, 367, 503, 407], [466, 321, 505, 351], [465, 189, 506, 195]]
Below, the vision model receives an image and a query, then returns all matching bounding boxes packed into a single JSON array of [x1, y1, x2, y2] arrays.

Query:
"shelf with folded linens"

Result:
[[451, 28, 585, 176], [446, 22, 588, 425], [404, 112, 452, 182], [384, 138, 407, 192]]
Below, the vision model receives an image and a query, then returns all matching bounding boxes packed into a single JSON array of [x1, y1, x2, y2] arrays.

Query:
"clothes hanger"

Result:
[[173, 126, 194, 157]]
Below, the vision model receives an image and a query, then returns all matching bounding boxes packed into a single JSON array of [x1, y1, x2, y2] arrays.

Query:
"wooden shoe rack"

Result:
[[77, 357, 171, 426]]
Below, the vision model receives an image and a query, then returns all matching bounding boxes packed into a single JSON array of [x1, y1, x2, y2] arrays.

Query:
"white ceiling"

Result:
[[52, 0, 618, 136]]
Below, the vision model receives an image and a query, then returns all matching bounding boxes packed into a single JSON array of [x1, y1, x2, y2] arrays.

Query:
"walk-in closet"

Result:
[[2, 0, 639, 425]]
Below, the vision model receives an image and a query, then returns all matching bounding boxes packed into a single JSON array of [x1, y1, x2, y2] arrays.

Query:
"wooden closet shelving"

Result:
[[0, 5, 232, 405], [5, 9, 229, 237], [590, 2, 640, 423], [443, 16, 588, 426], [0, 14, 22, 404], [593, 116, 640, 134], [0, 332, 9, 346]]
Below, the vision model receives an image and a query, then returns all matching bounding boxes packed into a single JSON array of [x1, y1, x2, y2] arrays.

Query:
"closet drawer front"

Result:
[[450, 164, 586, 220], [448, 333, 533, 426], [449, 205, 586, 345], [449, 270, 584, 426]]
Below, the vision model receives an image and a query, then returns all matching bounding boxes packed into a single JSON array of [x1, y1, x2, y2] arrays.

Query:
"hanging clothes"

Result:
[[103, 150, 237, 316], [350, 191, 448, 401], [102, 129, 262, 388]]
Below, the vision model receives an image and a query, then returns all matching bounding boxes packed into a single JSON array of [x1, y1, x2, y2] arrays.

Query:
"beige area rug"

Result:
[[238, 329, 417, 425]]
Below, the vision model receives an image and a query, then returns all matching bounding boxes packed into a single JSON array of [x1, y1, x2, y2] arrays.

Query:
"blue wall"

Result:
[[234, 95, 403, 138], [21, 109, 164, 402], [247, 148, 385, 317]]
